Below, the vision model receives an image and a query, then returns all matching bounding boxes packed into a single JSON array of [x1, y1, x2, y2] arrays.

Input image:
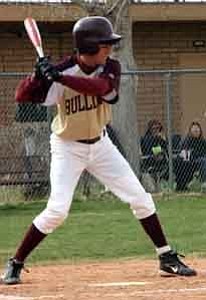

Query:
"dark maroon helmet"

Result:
[[72, 16, 121, 54]]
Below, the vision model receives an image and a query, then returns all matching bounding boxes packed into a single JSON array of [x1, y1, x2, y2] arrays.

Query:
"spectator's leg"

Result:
[[174, 158, 195, 191], [196, 157, 206, 183]]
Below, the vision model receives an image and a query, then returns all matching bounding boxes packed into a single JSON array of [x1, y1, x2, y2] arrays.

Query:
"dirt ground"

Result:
[[1, 257, 206, 300]]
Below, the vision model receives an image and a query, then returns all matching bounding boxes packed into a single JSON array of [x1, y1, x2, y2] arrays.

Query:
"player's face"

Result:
[[79, 44, 113, 67], [94, 44, 113, 64]]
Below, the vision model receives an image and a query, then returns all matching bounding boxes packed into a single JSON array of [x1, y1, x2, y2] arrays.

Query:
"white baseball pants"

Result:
[[33, 132, 156, 234]]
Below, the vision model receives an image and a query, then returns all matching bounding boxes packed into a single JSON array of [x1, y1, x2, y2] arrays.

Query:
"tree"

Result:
[[105, 0, 141, 176]]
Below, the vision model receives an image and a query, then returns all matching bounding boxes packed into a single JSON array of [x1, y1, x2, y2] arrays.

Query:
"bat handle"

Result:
[[36, 45, 44, 58]]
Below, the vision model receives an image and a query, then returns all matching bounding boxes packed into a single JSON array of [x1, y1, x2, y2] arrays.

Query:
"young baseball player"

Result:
[[1, 16, 196, 285]]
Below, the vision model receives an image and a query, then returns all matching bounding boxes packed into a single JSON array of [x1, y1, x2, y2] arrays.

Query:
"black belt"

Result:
[[77, 130, 106, 144]]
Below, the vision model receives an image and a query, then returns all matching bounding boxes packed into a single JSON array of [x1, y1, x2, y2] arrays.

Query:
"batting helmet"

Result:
[[72, 16, 122, 54]]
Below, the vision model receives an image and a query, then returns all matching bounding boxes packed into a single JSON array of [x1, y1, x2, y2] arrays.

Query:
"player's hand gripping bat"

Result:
[[24, 17, 44, 58]]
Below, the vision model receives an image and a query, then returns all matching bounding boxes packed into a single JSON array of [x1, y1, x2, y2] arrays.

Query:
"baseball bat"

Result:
[[24, 17, 44, 58]]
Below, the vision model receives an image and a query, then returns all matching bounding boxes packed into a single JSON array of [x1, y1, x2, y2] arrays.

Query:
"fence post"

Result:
[[132, 73, 141, 178], [165, 72, 174, 192]]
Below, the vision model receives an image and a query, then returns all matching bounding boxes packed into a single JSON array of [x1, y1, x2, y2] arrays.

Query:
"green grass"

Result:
[[0, 194, 206, 266]]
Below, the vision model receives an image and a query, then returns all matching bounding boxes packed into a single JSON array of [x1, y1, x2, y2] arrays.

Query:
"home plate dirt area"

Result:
[[1, 258, 206, 300]]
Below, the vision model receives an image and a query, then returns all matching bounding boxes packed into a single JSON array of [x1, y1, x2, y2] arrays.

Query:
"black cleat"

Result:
[[1, 258, 24, 284], [159, 250, 197, 276]]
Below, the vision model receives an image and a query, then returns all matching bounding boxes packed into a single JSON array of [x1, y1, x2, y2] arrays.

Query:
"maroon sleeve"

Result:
[[58, 58, 121, 98], [58, 76, 110, 96], [15, 56, 72, 104], [15, 75, 52, 104]]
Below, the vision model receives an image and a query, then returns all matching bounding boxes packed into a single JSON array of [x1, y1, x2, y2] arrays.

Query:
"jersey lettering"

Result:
[[84, 94, 93, 111], [65, 94, 101, 116]]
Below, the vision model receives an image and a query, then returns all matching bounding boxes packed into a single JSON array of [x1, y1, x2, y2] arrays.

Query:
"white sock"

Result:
[[156, 245, 171, 256]]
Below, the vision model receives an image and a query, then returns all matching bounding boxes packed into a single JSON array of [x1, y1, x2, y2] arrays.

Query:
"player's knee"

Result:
[[48, 207, 68, 224], [33, 206, 68, 234], [130, 192, 156, 219]]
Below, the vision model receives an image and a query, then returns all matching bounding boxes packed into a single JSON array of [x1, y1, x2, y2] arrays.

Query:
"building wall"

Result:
[[133, 21, 206, 135]]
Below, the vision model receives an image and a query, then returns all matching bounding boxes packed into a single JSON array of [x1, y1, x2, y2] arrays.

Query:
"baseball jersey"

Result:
[[15, 55, 121, 140]]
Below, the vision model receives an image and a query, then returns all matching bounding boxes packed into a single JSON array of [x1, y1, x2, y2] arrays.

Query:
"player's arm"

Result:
[[58, 59, 121, 103], [15, 56, 67, 104], [38, 57, 121, 102], [98, 59, 121, 104], [15, 75, 52, 104], [15, 56, 78, 105], [59, 76, 110, 96]]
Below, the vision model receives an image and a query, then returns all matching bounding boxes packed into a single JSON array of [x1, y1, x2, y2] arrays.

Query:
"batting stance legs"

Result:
[[1, 133, 196, 284], [34, 133, 156, 234]]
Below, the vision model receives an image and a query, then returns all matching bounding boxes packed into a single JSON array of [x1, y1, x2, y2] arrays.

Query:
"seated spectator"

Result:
[[174, 121, 206, 191], [140, 119, 169, 182]]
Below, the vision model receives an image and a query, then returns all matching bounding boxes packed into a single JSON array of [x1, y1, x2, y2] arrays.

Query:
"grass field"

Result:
[[0, 193, 206, 267]]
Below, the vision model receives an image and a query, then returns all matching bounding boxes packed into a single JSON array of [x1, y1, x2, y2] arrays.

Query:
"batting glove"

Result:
[[35, 57, 62, 81], [34, 56, 50, 80], [43, 64, 62, 81]]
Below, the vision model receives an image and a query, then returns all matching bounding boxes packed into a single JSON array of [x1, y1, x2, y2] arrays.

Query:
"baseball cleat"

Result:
[[1, 258, 24, 284], [159, 250, 197, 276]]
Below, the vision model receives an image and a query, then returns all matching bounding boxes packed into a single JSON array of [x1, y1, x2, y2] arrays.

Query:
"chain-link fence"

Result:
[[1, 70, 206, 202], [124, 68, 206, 195]]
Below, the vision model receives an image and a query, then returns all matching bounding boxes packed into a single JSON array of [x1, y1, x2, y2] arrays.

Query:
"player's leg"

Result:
[[88, 135, 168, 249], [1, 136, 87, 284], [88, 135, 196, 276]]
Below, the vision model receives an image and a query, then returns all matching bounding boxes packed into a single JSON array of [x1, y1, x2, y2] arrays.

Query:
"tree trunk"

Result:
[[112, 4, 141, 176]]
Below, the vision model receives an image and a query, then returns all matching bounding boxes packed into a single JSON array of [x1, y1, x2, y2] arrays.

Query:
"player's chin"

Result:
[[101, 57, 109, 65]]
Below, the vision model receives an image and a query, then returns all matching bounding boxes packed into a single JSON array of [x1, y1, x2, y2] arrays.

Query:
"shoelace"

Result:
[[175, 252, 185, 258], [173, 252, 188, 268]]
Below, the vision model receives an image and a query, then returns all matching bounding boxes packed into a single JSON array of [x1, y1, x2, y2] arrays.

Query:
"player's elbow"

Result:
[[15, 89, 26, 103], [101, 89, 119, 104], [15, 79, 32, 103]]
